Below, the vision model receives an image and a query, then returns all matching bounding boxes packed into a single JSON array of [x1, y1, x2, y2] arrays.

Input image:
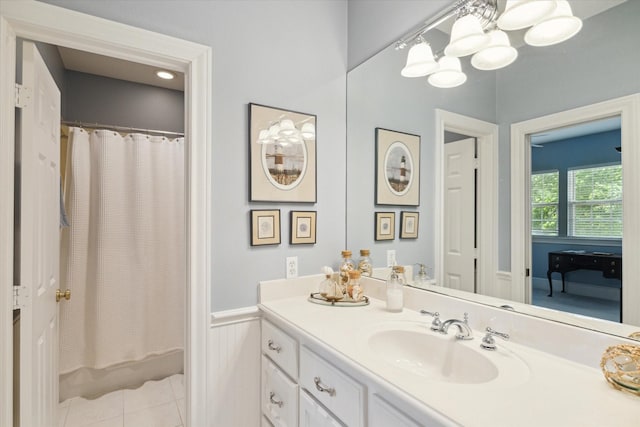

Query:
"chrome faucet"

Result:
[[420, 310, 442, 331], [439, 312, 473, 340]]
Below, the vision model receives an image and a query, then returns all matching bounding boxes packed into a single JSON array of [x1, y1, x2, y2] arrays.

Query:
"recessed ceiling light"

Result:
[[156, 70, 175, 80]]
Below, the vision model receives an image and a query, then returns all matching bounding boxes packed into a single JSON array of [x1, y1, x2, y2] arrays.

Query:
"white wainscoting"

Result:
[[209, 307, 261, 427], [495, 270, 513, 301]]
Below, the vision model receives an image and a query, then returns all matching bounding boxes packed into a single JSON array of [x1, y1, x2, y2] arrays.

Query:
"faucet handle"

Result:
[[480, 327, 509, 351], [420, 310, 442, 331], [463, 312, 469, 324]]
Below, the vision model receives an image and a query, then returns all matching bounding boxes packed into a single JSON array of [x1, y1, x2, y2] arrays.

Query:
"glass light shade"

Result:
[[257, 129, 270, 144], [278, 119, 296, 136], [267, 124, 280, 139], [428, 56, 467, 88], [524, 1, 582, 46], [471, 30, 518, 70], [497, 0, 557, 31], [401, 41, 439, 77], [444, 14, 490, 57], [300, 122, 316, 140]]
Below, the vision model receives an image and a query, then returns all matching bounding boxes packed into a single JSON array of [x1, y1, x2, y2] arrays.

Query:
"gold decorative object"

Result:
[[628, 331, 640, 341], [600, 344, 640, 396]]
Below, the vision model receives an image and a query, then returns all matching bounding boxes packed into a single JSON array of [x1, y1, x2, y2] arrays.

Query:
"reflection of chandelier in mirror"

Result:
[[256, 117, 316, 145], [397, 0, 583, 88]]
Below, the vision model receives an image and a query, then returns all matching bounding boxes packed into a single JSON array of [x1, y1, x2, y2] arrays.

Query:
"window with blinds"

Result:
[[568, 164, 622, 238], [531, 171, 559, 236]]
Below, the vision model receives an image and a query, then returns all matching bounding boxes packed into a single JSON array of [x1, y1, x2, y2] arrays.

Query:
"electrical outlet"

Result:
[[387, 250, 396, 267], [286, 256, 298, 278]]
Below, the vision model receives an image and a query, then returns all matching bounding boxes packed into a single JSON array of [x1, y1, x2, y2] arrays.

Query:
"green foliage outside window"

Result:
[[531, 171, 559, 236]]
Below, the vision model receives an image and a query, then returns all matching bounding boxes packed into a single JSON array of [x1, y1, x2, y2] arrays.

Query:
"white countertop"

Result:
[[259, 278, 640, 427]]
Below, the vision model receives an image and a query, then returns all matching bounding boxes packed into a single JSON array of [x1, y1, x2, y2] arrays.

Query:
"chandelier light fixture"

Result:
[[396, 0, 582, 88], [257, 116, 316, 145]]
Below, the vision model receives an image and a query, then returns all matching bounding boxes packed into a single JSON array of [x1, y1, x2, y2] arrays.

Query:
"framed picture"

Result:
[[249, 103, 317, 203], [375, 212, 395, 241], [290, 211, 317, 245], [400, 211, 419, 239], [375, 128, 420, 206], [250, 209, 281, 246]]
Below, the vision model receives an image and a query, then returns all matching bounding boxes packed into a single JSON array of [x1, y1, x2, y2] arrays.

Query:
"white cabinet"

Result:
[[263, 319, 298, 379], [261, 317, 447, 427], [369, 394, 421, 427], [299, 346, 364, 427], [262, 356, 299, 427], [299, 389, 343, 427]]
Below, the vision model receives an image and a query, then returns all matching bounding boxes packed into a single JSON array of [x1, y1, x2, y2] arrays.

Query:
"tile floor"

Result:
[[58, 374, 184, 427]]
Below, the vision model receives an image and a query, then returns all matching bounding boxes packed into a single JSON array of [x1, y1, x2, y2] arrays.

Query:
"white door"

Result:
[[443, 138, 476, 292], [18, 41, 61, 427]]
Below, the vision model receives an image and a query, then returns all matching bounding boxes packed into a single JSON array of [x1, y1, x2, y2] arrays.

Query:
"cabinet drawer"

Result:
[[299, 346, 364, 427], [262, 356, 299, 427], [299, 389, 343, 427], [263, 320, 298, 379]]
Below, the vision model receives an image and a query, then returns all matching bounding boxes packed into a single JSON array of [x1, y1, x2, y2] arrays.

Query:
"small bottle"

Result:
[[413, 263, 430, 287], [392, 265, 406, 285], [319, 267, 342, 301], [338, 250, 355, 296], [347, 270, 363, 302], [357, 249, 372, 277], [386, 268, 404, 312]]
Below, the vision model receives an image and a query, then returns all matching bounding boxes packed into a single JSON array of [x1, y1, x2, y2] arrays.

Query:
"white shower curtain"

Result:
[[59, 127, 185, 374]]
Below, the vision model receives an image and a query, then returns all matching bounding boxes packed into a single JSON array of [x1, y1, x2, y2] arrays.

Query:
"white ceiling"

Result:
[[58, 46, 184, 91]]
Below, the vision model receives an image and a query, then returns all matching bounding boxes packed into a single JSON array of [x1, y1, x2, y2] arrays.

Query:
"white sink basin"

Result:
[[361, 321, 530, 387]]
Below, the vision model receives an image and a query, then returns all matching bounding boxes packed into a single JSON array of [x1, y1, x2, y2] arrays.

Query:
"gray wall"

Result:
[[64, 71, 184, 133], [347, 0, 449, 70], [347, 29, 496, 271], [40, 0, 348, 311]]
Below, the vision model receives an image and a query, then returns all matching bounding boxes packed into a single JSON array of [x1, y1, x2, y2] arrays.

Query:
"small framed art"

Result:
[[290, 211, 317, 245], [400, 211, 419, 239], [250, 209, 281, 246], [375, 128, 420, 206], [249, 103, 317, 203], [375, 212, 395, 241]]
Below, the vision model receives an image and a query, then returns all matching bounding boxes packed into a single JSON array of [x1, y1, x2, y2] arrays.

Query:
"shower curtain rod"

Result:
[[61, 120, 185, 137]]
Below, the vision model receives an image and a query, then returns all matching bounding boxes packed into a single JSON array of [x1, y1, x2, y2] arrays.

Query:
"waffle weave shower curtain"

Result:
[[59, 127, 185, 374]]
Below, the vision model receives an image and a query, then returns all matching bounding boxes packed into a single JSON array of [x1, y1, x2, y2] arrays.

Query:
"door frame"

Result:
[[0, 2, 212, 426], [510, 94, 640, 325], [435, 109, 499, 298]]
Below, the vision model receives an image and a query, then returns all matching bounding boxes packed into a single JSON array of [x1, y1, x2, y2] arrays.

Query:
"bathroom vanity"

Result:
[[259, 275, 639, 427]]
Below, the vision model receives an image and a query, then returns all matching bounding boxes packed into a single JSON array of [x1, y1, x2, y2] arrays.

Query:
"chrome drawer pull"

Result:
[[267, 339, 282, 353], [314, 376, 335, 396], [269, 391, 283, 408]]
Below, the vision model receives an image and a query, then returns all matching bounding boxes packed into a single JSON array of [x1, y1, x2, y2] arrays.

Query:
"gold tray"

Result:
[[308, 292, 370, 307], [601, 344, 640, 396]]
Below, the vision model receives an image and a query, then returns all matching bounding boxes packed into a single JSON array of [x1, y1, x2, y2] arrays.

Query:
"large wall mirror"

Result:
[[346, 0, 640, 336]]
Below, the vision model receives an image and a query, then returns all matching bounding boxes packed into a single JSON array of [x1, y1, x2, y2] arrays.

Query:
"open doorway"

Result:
[[435, 109, 499, 299], [529, 118, 622, 322], [0, 2, 211, 426], [510, 94, 640, 327]]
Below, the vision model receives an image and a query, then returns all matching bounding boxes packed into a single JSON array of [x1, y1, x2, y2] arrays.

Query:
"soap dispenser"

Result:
[[386, 268, 403, 312], [413, 263, 431, 288]]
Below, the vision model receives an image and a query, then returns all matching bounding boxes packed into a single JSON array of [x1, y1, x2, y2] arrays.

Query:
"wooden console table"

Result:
[[547, 251, 622, 320]]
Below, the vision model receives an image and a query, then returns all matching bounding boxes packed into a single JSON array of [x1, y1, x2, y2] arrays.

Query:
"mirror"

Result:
[[346, 0, 640, 336]]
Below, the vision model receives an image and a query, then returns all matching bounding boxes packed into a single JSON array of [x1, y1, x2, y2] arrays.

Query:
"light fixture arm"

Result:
[[395, 0, 497, 50]]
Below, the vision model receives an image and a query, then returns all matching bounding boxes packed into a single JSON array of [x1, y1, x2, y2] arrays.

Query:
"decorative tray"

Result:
[[308, 292, 369, 307]]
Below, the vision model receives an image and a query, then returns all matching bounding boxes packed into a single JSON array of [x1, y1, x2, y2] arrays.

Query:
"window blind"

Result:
[[531, 171, 559, 236]]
